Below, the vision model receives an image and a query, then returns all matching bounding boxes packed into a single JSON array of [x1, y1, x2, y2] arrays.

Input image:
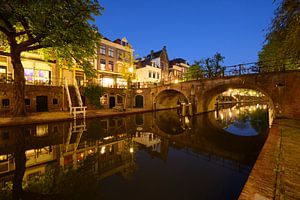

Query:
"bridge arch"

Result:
[[154, 89, 189, 110], [198, 83, 275, 114]]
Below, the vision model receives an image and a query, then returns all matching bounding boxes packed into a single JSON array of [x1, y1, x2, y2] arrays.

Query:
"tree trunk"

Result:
[[11, 49, 26, 117]]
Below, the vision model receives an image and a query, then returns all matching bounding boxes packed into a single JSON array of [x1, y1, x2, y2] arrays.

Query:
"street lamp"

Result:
[[128, 67, 133, 73]]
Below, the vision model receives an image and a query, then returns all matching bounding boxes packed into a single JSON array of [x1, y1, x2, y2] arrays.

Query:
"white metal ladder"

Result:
[[64, 79, 87, 119]]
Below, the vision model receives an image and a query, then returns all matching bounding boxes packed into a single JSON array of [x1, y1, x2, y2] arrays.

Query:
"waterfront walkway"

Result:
[[239, 118, 300, 200], [0, 108, 152, 127]]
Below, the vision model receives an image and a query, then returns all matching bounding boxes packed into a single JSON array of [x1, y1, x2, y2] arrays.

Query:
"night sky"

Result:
[[95, 0, 279, 66]]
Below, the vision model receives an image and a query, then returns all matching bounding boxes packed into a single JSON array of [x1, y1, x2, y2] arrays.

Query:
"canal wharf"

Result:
[[239, 118, 300, 200], [0, 108, 152, 127]]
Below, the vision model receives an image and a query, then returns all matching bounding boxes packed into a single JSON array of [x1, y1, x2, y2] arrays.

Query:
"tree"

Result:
[[185, 60, 204, 81], [0, 0, 103, 116], [259, 0, 300, 71], [118, 45, 135, 110], [188, 53, 225, 79]]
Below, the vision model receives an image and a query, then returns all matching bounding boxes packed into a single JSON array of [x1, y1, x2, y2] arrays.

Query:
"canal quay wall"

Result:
[[239, 119, 300, 200], [0, 108, 153, 127]]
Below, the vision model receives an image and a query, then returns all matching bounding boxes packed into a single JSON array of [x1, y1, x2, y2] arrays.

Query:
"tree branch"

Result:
[[0, 5, 15, 32], [15, 31, 27, 37], [18, 37, 38, 49], [0, 25, 10, 36], [21, 44, 45, 52]]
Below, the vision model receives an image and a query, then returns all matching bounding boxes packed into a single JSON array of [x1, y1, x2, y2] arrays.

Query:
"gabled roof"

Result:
[[136, 46, 167, 68]]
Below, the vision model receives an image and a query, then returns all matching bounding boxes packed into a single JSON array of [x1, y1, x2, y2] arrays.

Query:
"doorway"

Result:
[[36, 96, 48, 112], [135, 95, 144, 108], [109, 96, 116, 108]]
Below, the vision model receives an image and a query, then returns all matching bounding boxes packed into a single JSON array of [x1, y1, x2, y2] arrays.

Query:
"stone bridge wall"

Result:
[[143, 70, 300, 119]]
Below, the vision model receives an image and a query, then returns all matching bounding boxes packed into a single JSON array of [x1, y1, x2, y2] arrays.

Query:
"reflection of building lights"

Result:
[[220, 113, 224, 120], [184, 116, 190, 124], [101, 146, 106, 154], [88, 149, 93, 154], [129, 147, 134, 153], [103, 136, 113, 140], [214, 111, 217, 119], [229, 110, 232, 118], [263, 105, 267, 109], [174, 79, 179, 84], [80, 153, 84, 158]]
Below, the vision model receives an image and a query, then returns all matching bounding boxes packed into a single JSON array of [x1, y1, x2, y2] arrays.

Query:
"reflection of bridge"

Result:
[[145, 70, 300, 118]]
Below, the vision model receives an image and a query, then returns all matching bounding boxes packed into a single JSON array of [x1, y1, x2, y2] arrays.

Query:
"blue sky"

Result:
[[95, 0, 279, 66]]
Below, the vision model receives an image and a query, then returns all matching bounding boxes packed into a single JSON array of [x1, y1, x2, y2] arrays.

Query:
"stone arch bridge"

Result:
[[140, 70, 300, 119]]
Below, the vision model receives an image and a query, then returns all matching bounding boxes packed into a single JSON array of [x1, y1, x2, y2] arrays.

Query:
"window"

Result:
[[100, 94, 108, 105], [53, 98, 58, 105], [153, 71, 156, 78], [1, 131, 9, 140], [108, 61, 114, 72], [108, 48, 114, 57], [100, 59, 106, 70], [100, 45, 106, 54], [149, 70, 152, 78], [118, 51, 124, 60], [117, 95, 123, 104], [25, 99, 31, 106], [2, 99, 9, 108], [157, 72, 160, 79]]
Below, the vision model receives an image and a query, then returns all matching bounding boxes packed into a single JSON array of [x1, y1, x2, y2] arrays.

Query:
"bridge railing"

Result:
[[183, 60, 300, 81]]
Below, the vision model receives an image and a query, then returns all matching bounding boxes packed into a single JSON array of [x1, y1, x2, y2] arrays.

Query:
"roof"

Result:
[[136, 46, 167, 68], [170, 58, 187, 65]]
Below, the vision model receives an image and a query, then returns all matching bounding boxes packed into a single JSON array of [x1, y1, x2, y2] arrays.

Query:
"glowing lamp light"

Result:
[[184, 116, 190, 124], [100, 146, 106, 154], [174, 79, 179, 84], [129, 147, 134, 153], [220, 113, 224, 120], [128, 67, 133, 73]]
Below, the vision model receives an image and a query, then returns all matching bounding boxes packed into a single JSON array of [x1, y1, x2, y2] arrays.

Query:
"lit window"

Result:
[[108, 48, 114, 57], [100, 94, 108, 105], [101, 78, 114, 87], [100, 45, 106, 54], [100, 59, 106, 70], [157, 72, 159, 79], [149, 70, 152, 78], [108, 61, 114, 72]]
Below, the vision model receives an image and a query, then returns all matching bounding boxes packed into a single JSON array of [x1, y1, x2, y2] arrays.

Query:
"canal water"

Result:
[[0, 103, 270, 200]]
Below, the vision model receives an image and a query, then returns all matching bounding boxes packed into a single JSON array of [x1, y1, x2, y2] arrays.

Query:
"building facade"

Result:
[[169, 58, 190, 82], [135, 46, 169, 86]]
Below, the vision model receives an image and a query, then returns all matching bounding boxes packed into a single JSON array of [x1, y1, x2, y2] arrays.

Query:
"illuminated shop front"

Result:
[[22, 60, 51, 84]]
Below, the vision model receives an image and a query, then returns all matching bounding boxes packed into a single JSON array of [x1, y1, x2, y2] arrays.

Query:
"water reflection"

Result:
[[214, 104, 269, 136], [0, 104, 269, 200]]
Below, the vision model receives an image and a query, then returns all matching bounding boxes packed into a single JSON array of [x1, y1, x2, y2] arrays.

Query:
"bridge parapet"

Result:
[[142, 70, 300, 119]]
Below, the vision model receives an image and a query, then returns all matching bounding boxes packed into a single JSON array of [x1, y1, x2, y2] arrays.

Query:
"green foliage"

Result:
[[0, 0, 104, 115], [185, 61, 204, 80], [259, 0, 300, 70], [0, 1, 103, 71], [187, 53, 225, 79], [84, 84, 105, 108], [118, 45, 135, 88]]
